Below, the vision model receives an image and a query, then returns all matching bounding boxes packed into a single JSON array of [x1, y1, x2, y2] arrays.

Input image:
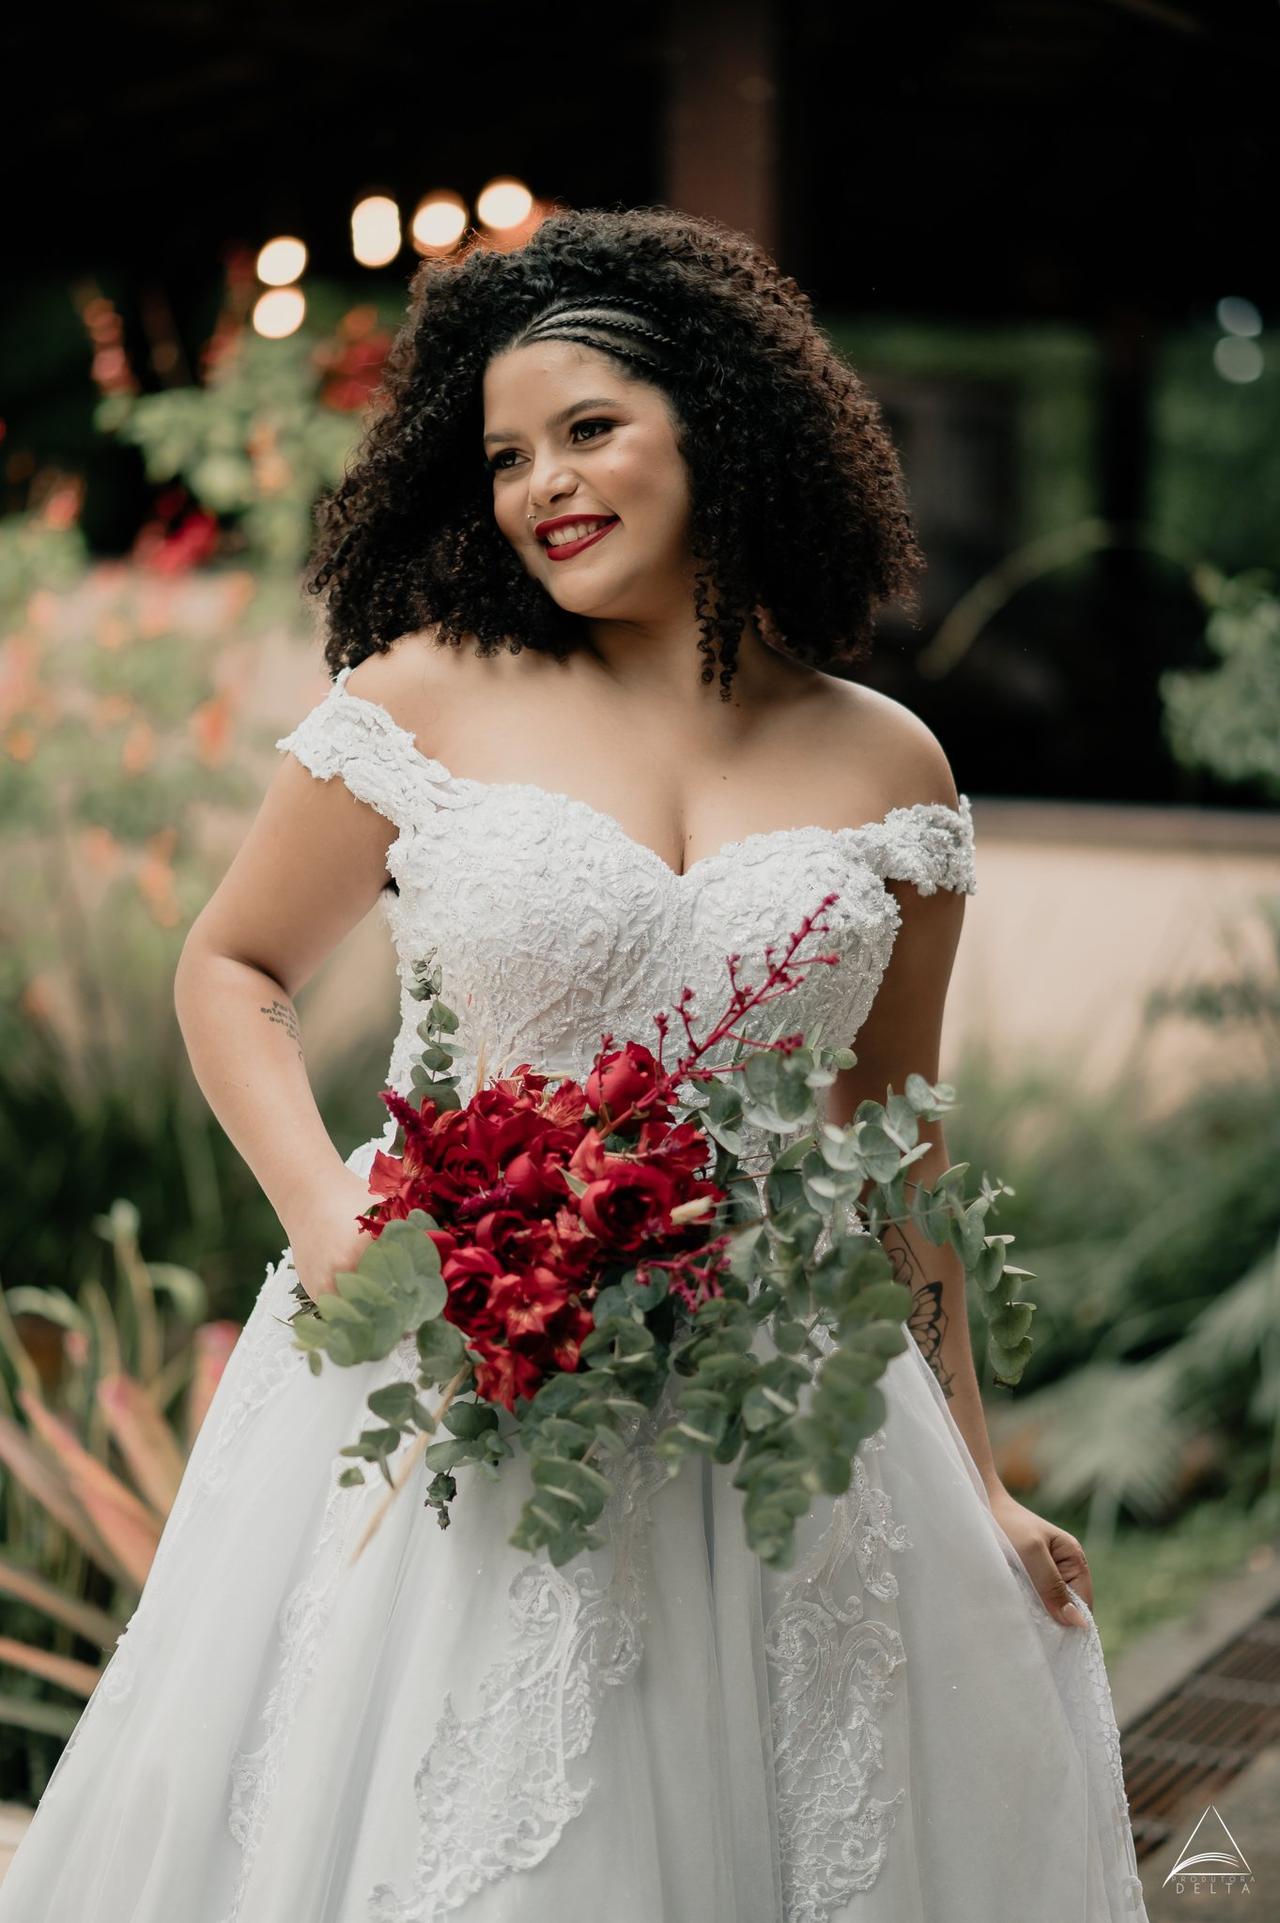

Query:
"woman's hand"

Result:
[[285, 1167, 382, 1305], [987, 1488, 1092, 1629]]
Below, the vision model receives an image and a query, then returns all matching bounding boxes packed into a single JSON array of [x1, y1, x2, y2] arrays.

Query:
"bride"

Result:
[[0, 205, 1149, 1920]]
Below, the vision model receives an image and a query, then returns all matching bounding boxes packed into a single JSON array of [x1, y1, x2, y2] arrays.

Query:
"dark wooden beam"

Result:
[[659, 0, 780, 253]]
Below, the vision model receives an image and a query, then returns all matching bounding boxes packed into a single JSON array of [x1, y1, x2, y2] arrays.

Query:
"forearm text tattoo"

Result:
[[259, 997, 304, 1065]]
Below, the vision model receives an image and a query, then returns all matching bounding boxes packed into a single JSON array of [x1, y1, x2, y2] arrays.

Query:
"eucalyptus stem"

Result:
[[347, 1359, 470, 1567]]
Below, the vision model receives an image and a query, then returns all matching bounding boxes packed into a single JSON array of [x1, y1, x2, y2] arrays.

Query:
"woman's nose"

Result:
[[528, 454, 580, 509]]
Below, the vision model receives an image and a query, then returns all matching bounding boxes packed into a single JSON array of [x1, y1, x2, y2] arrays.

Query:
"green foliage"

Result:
[[824, 317, 1099, 550], [0, 515, 89, 629], [1085, 1488, 1280, 1662], [0, 548, 398, 1317], [94, 318, 366, 573], [826, 317, 1280, 577], [292, 1213, 446, 1372], [1159, 565, 1280, 802], [1149, 328, 1280, 574], [0, 1198, 221, 1801]]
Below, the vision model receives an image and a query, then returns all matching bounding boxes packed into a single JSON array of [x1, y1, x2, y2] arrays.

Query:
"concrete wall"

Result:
[[948, 800, 1278, 1115]]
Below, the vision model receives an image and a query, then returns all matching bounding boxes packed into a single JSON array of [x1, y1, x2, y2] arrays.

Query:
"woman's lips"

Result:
[[542, 518, 620, 562]]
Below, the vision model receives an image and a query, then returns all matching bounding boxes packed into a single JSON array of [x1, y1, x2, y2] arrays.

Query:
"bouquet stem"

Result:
[[347, 1360, 471, 1567]]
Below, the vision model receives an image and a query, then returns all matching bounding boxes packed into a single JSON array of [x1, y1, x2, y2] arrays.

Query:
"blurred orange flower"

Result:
[[121, 719, 156, 775], [81, 825, 123, 874], [20, 975, 56, 1022], [137, 828, 181, 927], [190, 693, 233, 767], [4, 727, 38, 762], [95, 615, 131, 651]]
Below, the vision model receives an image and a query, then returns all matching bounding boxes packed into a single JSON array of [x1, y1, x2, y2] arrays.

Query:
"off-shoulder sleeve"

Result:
[[849, 795, 977, 897], [274, 666, 429, 832]]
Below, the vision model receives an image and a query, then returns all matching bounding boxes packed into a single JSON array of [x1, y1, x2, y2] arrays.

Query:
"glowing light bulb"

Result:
[[352, 196, 402, 268], [253, 287, 306, 339], [257, 236, 308, 286], [476, 177, 534, 232], [411, 193, 469, 253]]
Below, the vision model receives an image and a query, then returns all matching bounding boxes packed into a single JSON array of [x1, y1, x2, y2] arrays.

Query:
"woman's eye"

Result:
[[485, 418, 612, 475]]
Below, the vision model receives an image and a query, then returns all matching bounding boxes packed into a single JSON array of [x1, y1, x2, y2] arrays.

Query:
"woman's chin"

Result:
[[545, 576, 623, 617]]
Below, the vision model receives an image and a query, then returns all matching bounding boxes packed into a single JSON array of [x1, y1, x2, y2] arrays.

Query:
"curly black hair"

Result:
[[305, 203, 925, 703]]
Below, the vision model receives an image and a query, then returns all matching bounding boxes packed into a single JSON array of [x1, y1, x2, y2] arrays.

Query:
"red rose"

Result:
[[585, 1041, 675, 1130], [441, 1247, 505, 1336], [433, 1111, 503, 1200], [503, 1140, 573, 1211], [566, 1129, 612, 1187], [578, 1160, 679, 1254], [470, 1208, 538, 1268]]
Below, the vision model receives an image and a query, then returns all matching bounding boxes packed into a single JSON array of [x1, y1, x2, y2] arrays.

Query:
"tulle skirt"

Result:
[[0, 1130, 1149, 1922]]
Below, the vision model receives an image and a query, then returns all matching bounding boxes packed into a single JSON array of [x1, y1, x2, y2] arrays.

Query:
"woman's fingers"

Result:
[[1036, 1526, 1093, 1624]]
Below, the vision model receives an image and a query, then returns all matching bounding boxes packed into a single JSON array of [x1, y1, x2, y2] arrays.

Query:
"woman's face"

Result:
[[482, 339, 694, 620]]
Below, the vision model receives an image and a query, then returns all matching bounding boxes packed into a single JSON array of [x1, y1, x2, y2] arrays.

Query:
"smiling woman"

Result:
[[303, 204, 926, 702], [0, 206, 1149, 1922]]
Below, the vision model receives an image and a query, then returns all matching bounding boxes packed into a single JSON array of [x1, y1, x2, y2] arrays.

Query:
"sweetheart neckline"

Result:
[[330, 667, 973, 886]]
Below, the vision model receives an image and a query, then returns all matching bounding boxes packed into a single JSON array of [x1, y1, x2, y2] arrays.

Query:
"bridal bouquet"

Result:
[[287, 893, 1034, 1572]]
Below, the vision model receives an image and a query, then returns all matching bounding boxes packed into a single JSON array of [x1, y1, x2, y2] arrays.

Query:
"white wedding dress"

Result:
[[0, 666, 1149, 1922]]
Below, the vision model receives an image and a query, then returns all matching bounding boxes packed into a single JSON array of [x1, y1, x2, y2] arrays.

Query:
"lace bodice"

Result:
[[276, 665, 976, 1126]]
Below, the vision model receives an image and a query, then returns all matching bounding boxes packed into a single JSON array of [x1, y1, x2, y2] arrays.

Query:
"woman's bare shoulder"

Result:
[[817, 673, 964, 816], [342, 628, 524, 741], [342, 627, 477, 706]]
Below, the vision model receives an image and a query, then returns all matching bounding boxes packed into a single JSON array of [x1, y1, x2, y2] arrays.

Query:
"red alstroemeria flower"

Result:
[[469, 1342, 546, 1414], [487, 1264, 575, 1341]]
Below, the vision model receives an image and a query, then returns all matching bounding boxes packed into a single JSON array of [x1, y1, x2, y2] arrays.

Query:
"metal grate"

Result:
[[1120, 1596, 1280, 1860]]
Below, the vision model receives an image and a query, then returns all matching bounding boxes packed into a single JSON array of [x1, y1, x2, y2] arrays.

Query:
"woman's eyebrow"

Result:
[[482, 398, 619, 447]]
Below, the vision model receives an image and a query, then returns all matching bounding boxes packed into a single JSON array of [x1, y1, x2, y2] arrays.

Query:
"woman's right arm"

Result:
[[173, 745, 399, 1298]]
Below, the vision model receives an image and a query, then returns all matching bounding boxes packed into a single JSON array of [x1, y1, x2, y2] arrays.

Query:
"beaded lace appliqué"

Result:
[[365, 1400, 676, 1921], [762, 1429, 912, 1922]]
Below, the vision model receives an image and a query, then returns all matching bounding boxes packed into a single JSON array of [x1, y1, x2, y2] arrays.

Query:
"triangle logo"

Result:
[[1163, 1804, 1254, 1887]]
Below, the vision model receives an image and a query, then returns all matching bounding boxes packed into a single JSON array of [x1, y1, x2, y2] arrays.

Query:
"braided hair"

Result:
[[306, 204, 924, 703]]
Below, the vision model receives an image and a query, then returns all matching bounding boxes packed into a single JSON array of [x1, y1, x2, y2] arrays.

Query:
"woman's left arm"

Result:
[[826, 771, 1092, 1627], [826, 866, 1000, 1484]]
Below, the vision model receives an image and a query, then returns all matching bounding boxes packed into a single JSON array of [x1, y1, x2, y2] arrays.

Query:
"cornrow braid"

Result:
[[514, 295, 683, 372], [579, 290, 668, 323]]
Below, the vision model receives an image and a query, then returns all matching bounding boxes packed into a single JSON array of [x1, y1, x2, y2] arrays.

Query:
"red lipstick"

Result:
[[540, 517, 620, 562]]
